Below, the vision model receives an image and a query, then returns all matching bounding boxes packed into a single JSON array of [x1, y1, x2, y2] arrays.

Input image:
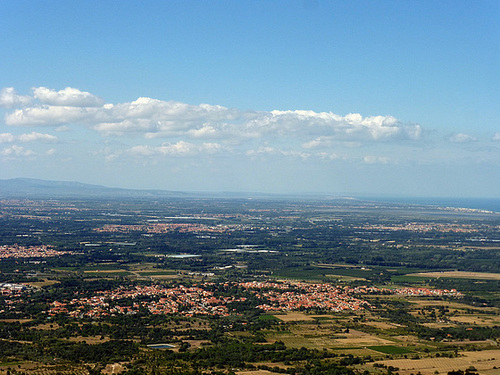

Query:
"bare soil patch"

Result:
[[103, 363, 126, 374]]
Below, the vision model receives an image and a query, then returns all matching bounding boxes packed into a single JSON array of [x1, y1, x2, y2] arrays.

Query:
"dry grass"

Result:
[[148, 274, 179, 279], [422, 322, 456, 328], [67, 335, 110, 344], [24, 279, 60, 287], [362, 321, 400, 329], [185, 339, 210, 349], [272, 327, 397, 350], [331, 329, 396, 347], [392, 335, 420, 344], [31, 323, 60, 330], [237, 370, 283, 375], [0, 361, 89, 374], [449, 315, 500, 325], [0, 319, 32, 323], [273, 312, 321, 322], [377, 349, 500, 375]]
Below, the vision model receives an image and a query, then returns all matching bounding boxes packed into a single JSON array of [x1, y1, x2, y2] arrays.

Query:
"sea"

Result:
[[358, 197, 500, 213]]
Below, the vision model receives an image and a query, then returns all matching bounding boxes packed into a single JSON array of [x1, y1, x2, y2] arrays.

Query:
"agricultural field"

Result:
[[0, 196, 499, 374], [407, 271, 500, 281]]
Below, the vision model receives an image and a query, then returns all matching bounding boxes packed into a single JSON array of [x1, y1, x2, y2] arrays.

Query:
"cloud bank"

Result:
[[1, 86, 497, 196], [4, 87, 421, 147]]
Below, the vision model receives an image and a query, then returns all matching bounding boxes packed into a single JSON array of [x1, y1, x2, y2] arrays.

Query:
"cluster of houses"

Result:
[[44, 281, 462, 319], [0, 244, 72, 258], [94, 222, 231, 234]]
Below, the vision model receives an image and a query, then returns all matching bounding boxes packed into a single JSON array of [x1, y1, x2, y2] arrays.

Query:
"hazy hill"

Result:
[[0, 178, 187, 199]]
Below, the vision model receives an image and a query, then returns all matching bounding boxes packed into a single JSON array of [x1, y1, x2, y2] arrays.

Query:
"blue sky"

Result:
[[1, 1, 499, 197]]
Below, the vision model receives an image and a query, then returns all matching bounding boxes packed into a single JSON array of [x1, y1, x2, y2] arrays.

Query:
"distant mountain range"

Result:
[[0, 178, 311, 200], [0, 178, 354, 201], [0, 178, 190, 199]]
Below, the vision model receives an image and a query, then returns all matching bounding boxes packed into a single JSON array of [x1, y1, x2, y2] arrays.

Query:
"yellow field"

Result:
[[407, 271, 500, 280], [0, 319, 32, 323], [237, 370, 282, 375], [377, 349, 500, 375], [273, 312, 318, 322], [330, 329, 396, 347], [147, 274, 179, 279], [422, 322, 455, 328], [67, 335, 110, 344], [24, 279, 60, 287], [32, 323, 60, 330], [0, 361, 88, 375]]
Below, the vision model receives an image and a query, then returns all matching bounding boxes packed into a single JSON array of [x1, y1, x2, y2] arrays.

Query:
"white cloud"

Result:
[[3, 86, 421, 145], [302, 136, 333, 149], [492, 132, 500, 141], [2, 86, 439, 167], [18, 132, 58, 143], [317, 152, 341, 160], [0, 87, 32, 108], [0, 145, 35, 157], [0, 132, 57, 143], [229, 110, 422, 145], [6, 105, 98, 126], [449, 133, 477, 143], [246, 147, 310, 159], [33, 87, 104, 107], [187, 125, 218, 138], [0, 133, 16, 143], [246, 146, 277, 156], [363, 155, 391, 164], [93, 119, 160, 136], [126, 141, 222, 157]]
